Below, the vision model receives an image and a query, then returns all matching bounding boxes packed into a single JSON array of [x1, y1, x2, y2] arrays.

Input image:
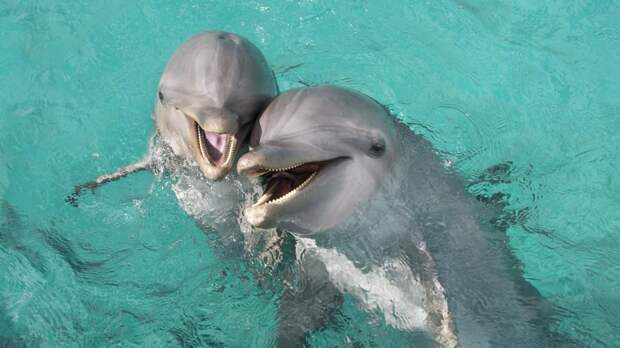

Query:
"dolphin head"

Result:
[[155, 31, 277, 180], [237, 86, 398, 235]]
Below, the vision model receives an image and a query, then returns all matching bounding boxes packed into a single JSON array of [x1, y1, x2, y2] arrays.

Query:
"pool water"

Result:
[[1, 0, 619, 346]]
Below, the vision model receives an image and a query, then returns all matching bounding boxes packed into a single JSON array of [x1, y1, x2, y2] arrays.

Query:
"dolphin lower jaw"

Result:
[[252, 170, 318, 207], [191, 120, 239, 180], [244, 204, 277, 228], [239, 158, 347, 224]]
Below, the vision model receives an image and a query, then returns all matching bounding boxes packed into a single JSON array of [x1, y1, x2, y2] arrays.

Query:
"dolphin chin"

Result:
[[243, 205, 275, 229]]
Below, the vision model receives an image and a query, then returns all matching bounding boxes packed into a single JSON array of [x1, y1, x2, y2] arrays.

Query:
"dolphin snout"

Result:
[[244, 205, 276, 229], [188, 106, 240, 134], [237, 152, 267, 176], [204, 109, 239, 134]]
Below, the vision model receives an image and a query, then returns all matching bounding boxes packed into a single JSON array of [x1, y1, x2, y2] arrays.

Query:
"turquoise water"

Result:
[[1, 0, 619, 346]]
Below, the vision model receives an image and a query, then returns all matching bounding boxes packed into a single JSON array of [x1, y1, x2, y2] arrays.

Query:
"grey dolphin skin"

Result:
[[237, 86, 398, 233], [67, 31, 277, 204], [238, 86, 574, 347], [155, 31, 277, 180]]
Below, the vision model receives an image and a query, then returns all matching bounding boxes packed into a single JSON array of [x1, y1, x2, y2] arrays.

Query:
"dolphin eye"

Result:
[[158, 91, 164, 102], [369, 140, 385, 157]]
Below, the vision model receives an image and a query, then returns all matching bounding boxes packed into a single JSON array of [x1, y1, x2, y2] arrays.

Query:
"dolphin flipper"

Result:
[[277, 244, 343, 347], [65, 156, 153, 207]]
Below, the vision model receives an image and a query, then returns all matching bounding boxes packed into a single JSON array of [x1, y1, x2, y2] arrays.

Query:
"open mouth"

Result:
[[194, 121, 237, 167], [249, 160, 338, 207]]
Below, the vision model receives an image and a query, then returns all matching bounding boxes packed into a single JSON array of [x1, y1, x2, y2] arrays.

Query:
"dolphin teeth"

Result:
[[253, 183, 277, 207], [194, 121, 237, 167], [196, 123, 207, 160], [221, 136, 237, 166], [265, 171, 317, 205], [261, 163, 303, 172]]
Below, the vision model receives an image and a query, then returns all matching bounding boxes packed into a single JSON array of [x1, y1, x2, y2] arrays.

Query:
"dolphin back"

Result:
[[393, 123, 575, 347]]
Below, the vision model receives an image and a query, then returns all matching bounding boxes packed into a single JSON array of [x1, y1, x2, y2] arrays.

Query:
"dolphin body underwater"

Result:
[[238, 86, 575, 347]]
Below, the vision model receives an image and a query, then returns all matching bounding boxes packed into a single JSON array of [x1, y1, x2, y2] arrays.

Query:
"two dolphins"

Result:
[[72, 31, 573, 347]]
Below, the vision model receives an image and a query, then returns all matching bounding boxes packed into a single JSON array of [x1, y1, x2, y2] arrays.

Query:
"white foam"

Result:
[[298, 238, 429, 331]]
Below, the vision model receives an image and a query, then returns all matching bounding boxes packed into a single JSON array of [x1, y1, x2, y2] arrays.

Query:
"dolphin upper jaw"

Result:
[[236, 152, 269, 176], [185, 106, 240, 135], [236, 144, 337, 177]]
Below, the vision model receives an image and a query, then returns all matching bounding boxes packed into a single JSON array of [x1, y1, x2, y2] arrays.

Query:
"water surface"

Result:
[[1, 1, 619, 346]]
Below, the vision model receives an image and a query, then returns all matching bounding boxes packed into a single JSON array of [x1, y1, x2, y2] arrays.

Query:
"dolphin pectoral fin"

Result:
[[277, 246, 343, 348], [65, 156, 153, 207]]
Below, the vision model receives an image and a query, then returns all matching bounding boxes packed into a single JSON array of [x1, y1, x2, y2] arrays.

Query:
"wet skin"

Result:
[[238, 85, 574, 347]]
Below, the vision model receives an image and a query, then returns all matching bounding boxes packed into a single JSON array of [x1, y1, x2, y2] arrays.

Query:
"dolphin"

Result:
[[68, 31, 278, 205], [237, 86, 574, 347], [66, 31, 285, 286], [155, 31, 278, 180]]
